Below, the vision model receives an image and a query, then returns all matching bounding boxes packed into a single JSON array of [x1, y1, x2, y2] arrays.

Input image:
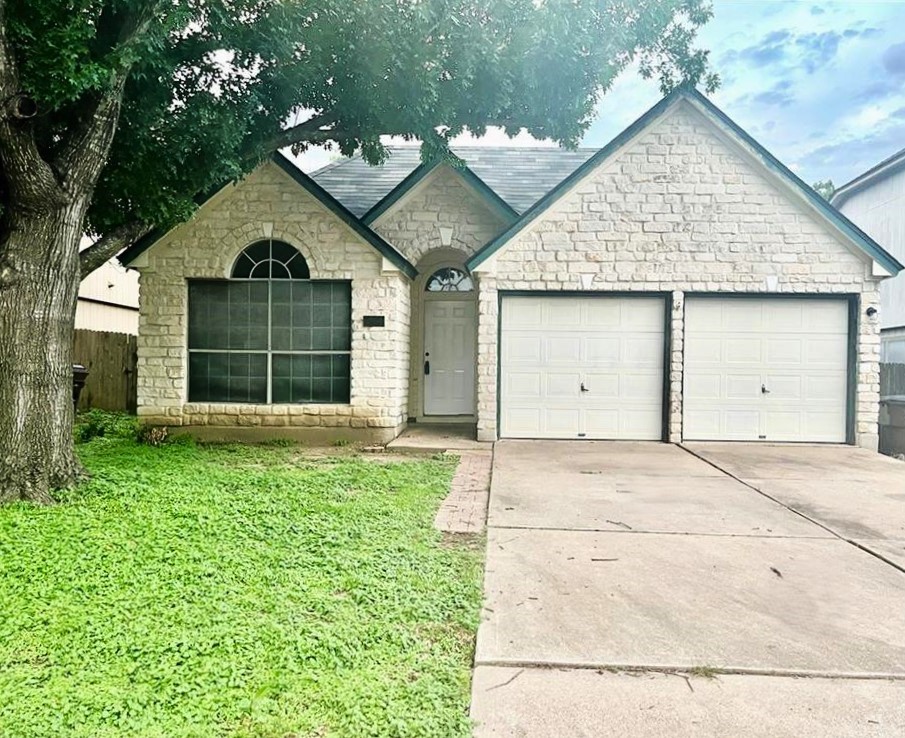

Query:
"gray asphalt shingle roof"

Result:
[[309, 146, 597, 217]]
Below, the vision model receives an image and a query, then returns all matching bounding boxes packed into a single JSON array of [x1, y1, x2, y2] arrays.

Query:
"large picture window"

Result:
[[187, 240, 351, 404]]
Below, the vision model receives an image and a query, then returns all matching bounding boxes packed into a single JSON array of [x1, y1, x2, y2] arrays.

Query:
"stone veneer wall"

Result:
[[474, 101, 882, 449], [135, 162, 410, 441], [372, 165, 513, 263]]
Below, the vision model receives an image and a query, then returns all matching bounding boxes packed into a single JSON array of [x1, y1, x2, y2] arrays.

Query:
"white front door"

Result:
[[424, 300, 476, 415], [683, 297, 849, 442], [499, 295, 665, 440]]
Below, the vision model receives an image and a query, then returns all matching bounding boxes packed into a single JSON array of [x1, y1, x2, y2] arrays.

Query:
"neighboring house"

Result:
[[76, 257, 140, 335], [831, 148, 905, 362], [119, 88, 902, 450]]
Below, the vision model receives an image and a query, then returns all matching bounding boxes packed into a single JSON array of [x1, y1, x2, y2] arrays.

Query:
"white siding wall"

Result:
[[76, 259, 140, 334], [835, 166, 905, 332]]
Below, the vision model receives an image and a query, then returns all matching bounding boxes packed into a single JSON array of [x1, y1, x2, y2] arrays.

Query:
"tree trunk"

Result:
[[0, 198, 87, 504]]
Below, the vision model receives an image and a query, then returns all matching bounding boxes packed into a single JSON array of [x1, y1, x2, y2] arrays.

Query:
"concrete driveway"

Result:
[[470, 441, 905, 737]]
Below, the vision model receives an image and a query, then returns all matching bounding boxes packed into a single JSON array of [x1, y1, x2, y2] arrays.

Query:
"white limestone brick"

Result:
[[475, 102, 884, 449], [135, 161, 410, 434]]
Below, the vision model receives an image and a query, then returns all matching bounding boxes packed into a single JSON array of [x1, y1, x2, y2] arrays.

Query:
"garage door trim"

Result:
[[681, 292, 859, 445], [497, 291, 673, 441]]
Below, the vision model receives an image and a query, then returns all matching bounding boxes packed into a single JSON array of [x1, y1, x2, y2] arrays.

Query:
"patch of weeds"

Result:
[[688, 666, 719, 679], [74, 410, 138, 443], [260, 437, 295, 447], [431, 452, 458, 463], [332, 438, 352, 447]]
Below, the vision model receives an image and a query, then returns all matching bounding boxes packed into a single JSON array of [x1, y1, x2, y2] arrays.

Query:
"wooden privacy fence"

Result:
[[881, 363, 905, 398], [73, 330, 138, 413]]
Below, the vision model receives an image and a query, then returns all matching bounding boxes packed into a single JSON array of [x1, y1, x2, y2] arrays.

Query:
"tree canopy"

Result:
[[5, 0, 718, 272], [0, 0, 717, 503]]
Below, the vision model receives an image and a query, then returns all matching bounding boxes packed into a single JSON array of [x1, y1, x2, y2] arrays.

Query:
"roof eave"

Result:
[[831, 150, 905, 209], [467, 87, 903, 276], [362, 158, 519, 227], [120, 154, 418, 279]]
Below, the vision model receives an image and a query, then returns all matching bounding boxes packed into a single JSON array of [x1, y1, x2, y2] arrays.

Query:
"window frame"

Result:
[[186, 242, 352, 405]]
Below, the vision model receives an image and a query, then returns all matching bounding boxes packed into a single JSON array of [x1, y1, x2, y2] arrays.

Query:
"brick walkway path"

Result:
[[434, 450, 493, 534]]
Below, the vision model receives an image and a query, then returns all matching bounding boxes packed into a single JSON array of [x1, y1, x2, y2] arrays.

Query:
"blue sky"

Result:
[[584, 0, 905, 187], [298, 1, 905, 186]]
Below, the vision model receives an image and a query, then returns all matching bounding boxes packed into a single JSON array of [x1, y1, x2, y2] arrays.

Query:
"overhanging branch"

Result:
[[80, 221, 150, 278]]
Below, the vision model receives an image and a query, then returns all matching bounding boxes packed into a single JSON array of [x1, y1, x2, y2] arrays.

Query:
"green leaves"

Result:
[[0, 436, 482, 737], [3, 0, 716, 239]]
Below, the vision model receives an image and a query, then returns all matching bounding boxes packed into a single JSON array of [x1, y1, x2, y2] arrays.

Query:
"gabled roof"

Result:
[[310, 146, 596, 216], [119, 153, 417, 278], [361, 158, 519, 225], [466, 88, 904, 276], [831, 146, 905, 209]]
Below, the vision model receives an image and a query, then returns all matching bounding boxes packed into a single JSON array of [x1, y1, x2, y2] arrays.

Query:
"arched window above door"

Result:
[[425, 267, 473, 292]]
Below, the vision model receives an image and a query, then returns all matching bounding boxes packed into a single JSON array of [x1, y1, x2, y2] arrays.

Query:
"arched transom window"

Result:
[[188, 239, 350, 405], [425, 267, 473, 292], [231, 239, 310, 279]]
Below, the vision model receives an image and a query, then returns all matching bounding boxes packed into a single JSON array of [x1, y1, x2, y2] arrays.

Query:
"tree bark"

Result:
[[0, 198, 87, 504]]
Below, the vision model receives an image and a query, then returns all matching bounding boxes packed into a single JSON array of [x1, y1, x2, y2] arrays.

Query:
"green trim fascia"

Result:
[[120, 153, 417, 279], [685, 89, 903, 275], [466, 88, 904, 276], [361, 162, 437, 224], [269, 153, 416, 278], [362, 158, 519, 226]]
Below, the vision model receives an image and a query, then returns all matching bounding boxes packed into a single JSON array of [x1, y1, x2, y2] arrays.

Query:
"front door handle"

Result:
[[580, 382, 589, 393], [761, 384, 770, 394], [424, 352, 430, 375]]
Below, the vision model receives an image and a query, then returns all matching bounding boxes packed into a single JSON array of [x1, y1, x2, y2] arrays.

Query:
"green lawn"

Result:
[[0, 420, 484, 737]]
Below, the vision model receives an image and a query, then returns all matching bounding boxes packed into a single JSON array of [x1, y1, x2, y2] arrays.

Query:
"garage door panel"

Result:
[[545, 335, 582, 363], [684, 297, 848, 443], [546, 372, 582, 399], [505, 335, 542, 364], [584, 408, 619, 436], [726, 339, 762, 364], [726, 374, 763, 400], [684, 372, 721, 400], [685, 336, 722, 363], [547, 300, 582, 326], [545, 407, 582, 434], [724, 302, 764, 331], [506, 371, 541, 398], [621, 371, 662, 399], [805, 375, 847, 402], [582, 371, 620, 398], [500, 295, 665, 440], [585, 300, 622, 327], [804, 301, 849, 332], [584, 336, 620, 364], [626, 336, 663, 364], [765, 339, 802, 365], [506, 299, 543, 327], [805, 338, 847, 367]]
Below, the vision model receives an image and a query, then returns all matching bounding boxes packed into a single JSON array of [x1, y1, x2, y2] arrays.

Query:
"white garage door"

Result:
[[500, 295, 665, 440], [683, 298, 849, 443]]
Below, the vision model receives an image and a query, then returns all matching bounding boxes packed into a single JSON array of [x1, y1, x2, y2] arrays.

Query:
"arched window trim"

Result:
[[231, 239, 310, 280], [425, 266, 474, 293]]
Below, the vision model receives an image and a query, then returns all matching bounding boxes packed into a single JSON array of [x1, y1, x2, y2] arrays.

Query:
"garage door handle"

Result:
[[580, 382, 589, 393], [761, 384, 770, 394]]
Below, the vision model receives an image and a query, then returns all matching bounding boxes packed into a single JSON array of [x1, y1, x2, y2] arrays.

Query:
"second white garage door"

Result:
[[683, 297, 849, 443], [500, 295, 665, 440]]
